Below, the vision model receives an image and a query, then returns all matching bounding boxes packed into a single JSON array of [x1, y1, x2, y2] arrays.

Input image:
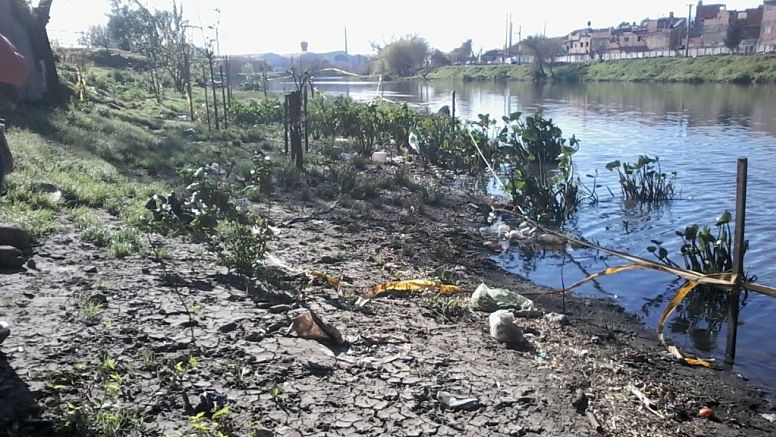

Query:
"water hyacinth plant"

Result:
[[606, 155, 676, 203], [648, 210, 749, 277]]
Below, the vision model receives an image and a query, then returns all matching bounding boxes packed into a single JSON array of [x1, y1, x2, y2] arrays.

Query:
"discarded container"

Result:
[[471, 283, 534, 313], [436, 391, 480, 411], [698, 406, 714, 419], [371, 151, 389, 163], [535, 233, 567, 246], [489, 310, 526, 346], [287, 309, 345, 346]]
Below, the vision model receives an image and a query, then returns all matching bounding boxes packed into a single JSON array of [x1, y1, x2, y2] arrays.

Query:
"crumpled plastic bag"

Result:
[[471, 283, 534, 313]]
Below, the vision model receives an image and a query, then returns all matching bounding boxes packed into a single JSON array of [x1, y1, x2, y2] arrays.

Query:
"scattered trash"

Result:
[[489, 310, 527, 347], [479, 222, 511, 239], [371, 150, 388, 163], [195, 390, 227, 414], [287, 309, 345, 346], [760, 413, 776, 423], [535, 233, 567, 246], [698, 406, 714, 419], [544, 312, 569, 326], [364, 280, 464, 299], [628, 384, 665, 418], [471, 283, 534, 313], [436, 391, 480, 411]]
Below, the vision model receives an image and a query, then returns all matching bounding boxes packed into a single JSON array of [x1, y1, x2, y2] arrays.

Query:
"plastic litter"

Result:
[[287, 309, 345, 346], [471, 283, 534, 313], [371, 151, 388, 163], [436, 391, 480, 411]]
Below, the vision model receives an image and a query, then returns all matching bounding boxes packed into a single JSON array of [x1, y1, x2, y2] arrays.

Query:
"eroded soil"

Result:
[[1, 163, 775, 436]]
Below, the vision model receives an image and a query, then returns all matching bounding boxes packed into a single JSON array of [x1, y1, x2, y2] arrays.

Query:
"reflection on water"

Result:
[[278, 78, 776, 391]]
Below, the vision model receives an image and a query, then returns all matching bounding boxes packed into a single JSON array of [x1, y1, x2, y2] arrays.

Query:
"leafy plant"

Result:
[[649, 210, 749, 277], [606, 155, 676, 203]]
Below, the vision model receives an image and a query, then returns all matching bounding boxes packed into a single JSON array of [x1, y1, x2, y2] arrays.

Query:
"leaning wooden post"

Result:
[[725, 157, 748, 365], [288, 91, 304, 170]]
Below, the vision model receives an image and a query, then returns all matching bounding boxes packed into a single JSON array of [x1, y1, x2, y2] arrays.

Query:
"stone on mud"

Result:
[[0, 245, 26, 268], [0, 223, 30, 251]]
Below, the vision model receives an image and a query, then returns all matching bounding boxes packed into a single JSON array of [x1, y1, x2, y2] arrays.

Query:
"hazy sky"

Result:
[[48, 0, 763, 55]]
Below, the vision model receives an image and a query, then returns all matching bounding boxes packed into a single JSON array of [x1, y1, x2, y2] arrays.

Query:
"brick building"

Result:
[[761, 0, 776, 51]]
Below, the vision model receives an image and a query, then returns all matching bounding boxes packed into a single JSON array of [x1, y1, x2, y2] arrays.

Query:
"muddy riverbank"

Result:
[[1, 160, 775, 436]]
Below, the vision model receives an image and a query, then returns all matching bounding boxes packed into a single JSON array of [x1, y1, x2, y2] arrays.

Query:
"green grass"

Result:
[[427, 55, 776, 84]]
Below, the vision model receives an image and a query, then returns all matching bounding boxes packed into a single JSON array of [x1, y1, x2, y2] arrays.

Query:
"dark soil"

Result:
[[1, 161, 775, 436]]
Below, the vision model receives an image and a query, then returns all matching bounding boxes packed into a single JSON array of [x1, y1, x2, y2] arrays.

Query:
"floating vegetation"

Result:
[[606, 155, 676, 203]]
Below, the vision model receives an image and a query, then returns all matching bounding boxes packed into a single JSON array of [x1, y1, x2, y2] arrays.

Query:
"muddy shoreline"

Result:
[[1, 160, 775, 436]]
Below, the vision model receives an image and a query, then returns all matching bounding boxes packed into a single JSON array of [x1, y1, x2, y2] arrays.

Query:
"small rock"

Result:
[[219, 322, 239, 334], [244, 332, 264, 342], [590, 335, 601, 344], [319, 255, 343, 264], [269, 304, 293, 314], [436, 391, 480, 411], [84, 265, 98, 274], [572, 389, 588, 414], [26, 259, 36, 270], [0, 223, 31, 250], [761, 413, 776, 423], [544, 312, 570, 326], [0, 321, 9, 344], [89, 294, 109, 306], [0, 245, 26, 268]]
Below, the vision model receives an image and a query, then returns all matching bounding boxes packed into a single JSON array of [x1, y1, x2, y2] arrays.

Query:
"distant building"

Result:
[[643, 13, 687, 50], [761, 0, 776, 51], [566, 28, 612, 58]]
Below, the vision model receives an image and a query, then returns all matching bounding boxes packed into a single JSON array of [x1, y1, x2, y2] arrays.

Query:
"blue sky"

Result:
[[48, 0, 764, 55]]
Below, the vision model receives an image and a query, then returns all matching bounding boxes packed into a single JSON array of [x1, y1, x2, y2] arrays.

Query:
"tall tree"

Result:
[[724, 21, 744, 53], [80, 24, 111, 52], [372, 35, 429, 76], [448, 39, 473, 64], [520, 36, 563, 81]]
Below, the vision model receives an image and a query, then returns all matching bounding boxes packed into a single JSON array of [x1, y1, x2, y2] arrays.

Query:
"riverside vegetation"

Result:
[[1, 49, 774, 436], [426, 55, 776, 84]]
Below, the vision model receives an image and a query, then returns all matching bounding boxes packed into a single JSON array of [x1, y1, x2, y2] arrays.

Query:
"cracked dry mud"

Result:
[[1, 167, 775, 436]]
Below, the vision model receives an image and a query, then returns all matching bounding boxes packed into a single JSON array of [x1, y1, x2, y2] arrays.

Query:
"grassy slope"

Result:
[[0, 54, 272, 246], [427, 55, 776, 84]]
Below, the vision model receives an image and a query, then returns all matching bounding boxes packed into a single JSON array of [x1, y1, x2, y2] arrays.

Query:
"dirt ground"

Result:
[[1, 162, 775, 436]]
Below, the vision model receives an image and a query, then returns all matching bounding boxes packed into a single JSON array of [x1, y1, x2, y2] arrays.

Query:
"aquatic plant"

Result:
[[648, 210, 749, 277], [606, 155, 676, 203]]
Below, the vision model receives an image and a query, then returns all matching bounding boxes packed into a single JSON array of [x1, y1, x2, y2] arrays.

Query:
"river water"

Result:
[[274, 78, 776, 390]]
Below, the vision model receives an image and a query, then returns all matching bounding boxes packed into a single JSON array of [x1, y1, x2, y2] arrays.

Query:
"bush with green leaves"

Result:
[[230, 98, 284, 127], [649, 210, 750, 277]]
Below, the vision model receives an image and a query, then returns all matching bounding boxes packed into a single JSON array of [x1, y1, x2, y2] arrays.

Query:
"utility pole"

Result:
[[504, 14, 509, 62], [686, 3, 693, 57], [508, 16, 513, 57], [344, 27, 348, 55]]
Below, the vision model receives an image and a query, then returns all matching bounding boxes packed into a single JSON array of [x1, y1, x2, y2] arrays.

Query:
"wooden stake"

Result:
[[726, 157, 748, 365], [283, 95, 289, 154], [452, 90, 457, 124], [209, 55, 220, 130], [303, 83, 309, 152], [202, 66, 211, 131], [220, 65, 228, 129]]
